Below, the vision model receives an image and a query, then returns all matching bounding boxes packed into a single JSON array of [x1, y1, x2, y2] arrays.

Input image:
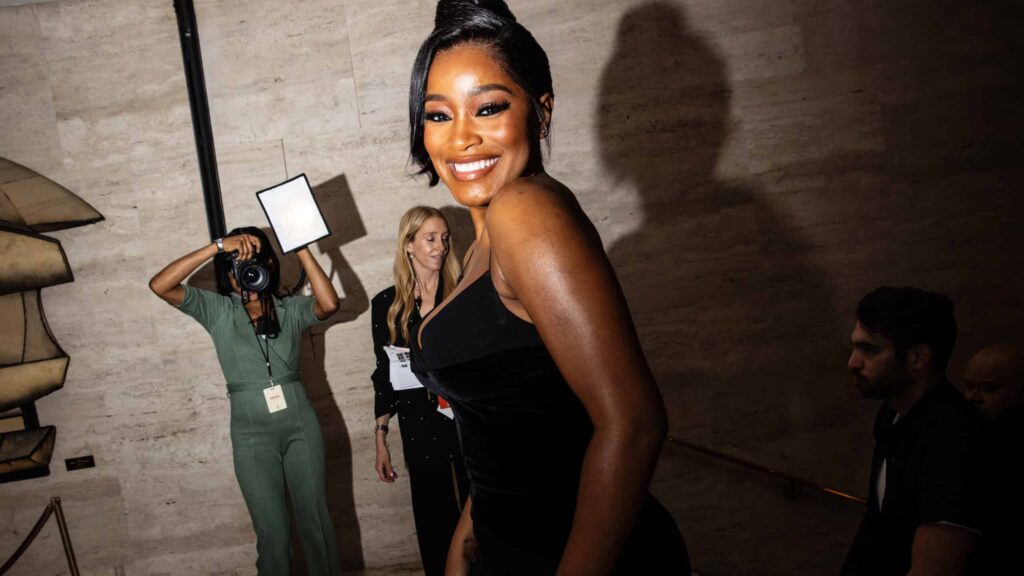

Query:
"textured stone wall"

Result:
[[1, 1, 1020, 574]]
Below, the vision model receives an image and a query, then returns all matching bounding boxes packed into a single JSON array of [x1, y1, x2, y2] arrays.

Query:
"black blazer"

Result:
[[370, 283, 461, 467]]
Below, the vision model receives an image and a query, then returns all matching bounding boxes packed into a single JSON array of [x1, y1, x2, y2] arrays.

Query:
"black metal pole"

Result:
[[173, 0, 226, 241]]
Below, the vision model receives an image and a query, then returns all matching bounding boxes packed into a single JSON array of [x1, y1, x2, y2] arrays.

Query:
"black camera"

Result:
[[231, 256, 271, 293]]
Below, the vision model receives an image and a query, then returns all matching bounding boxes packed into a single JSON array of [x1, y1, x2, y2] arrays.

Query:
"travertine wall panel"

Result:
[[37, 0, 194, 171], [0, 5, 63, 172], [342, 0, 434, 128], [1, 0, 1020, 574], [217, 140, 288, 229], [195, 0, 360, 145]]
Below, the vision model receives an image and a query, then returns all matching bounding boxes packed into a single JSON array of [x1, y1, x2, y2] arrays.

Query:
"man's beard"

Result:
[[854, 372, 907, 400]]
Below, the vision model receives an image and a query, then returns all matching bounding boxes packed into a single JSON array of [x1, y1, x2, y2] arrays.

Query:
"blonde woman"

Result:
[[370, 206, 468, 575]]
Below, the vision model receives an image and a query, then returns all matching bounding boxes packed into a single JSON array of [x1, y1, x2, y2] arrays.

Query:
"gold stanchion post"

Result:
[[50, 497, 80, 576]]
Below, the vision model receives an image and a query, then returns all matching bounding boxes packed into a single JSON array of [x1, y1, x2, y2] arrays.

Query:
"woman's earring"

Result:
[[540, 125, 549, 139]]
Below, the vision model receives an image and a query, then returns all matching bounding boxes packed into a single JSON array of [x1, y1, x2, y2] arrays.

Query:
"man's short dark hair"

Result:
[[856, 286, 957, 372]]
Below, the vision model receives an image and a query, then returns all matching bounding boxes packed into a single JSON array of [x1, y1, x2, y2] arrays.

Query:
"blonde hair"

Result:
[[387, 206, 461, 344]]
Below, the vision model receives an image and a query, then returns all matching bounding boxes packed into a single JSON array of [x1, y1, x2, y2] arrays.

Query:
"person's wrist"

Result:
[[375, 423, 388, 434], [214, 238, 224, 253]]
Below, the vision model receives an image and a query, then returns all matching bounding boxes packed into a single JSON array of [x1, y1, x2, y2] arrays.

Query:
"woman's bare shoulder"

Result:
[[487, 174, 584, 235]]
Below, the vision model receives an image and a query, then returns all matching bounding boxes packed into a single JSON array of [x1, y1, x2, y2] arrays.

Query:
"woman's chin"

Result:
[[446, 183, 497, 208]]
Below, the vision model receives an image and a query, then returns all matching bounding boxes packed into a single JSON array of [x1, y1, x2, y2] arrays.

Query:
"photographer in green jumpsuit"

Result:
[[149, 227, 342, 575]]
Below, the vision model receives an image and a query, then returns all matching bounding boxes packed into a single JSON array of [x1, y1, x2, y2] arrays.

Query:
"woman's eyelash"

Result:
[[423, 101, 509, 122], [478, 102, 511, 116]]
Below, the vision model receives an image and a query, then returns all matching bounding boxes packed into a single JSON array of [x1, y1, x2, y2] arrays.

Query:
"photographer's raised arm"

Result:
[[296, 247, 339, 320], [148, 235, 261, 305]]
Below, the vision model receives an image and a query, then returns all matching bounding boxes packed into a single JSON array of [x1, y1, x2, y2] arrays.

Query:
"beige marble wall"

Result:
[[1, 0, 1021, 574]]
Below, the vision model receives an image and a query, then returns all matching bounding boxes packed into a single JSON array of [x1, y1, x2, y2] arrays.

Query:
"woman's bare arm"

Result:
[[148, 234, 261, 305], [446, 495, 476, 576], [487, 176, 668, 576], [906, 524, 976, 576], [296, 247, 339, 320]]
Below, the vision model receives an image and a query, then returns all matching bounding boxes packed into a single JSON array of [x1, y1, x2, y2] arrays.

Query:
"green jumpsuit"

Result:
[[177, 285, 341, 575]]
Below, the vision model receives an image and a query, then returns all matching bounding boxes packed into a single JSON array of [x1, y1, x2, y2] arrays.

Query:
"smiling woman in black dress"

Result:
[[406, 1, 689, 575]]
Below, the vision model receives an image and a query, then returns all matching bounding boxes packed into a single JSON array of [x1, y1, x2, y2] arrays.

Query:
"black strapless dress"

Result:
[[411, 270, 690, 575]]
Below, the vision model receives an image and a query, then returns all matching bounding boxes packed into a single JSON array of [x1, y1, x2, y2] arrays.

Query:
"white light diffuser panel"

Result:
[[256, 174, 330, 253]]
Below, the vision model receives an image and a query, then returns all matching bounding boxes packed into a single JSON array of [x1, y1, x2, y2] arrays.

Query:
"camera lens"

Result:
[[239, 262, 270, 292]]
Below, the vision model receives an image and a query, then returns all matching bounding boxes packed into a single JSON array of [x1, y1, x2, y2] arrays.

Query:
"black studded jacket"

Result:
[[371, 284, 462, 467]]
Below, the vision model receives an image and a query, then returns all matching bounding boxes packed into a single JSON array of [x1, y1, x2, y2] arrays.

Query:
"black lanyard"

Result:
[[250, 316, 275, 387]]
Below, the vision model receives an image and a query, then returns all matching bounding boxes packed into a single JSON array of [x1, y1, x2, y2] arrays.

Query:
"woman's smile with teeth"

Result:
[[450, 157, 498, 173]]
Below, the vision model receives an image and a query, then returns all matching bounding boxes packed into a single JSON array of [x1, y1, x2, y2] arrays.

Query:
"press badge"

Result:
[[384, 345, 423, 391], [264, 384, 287, 413]]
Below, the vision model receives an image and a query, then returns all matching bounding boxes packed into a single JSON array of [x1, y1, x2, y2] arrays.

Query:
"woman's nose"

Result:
[[451, 115, 482, 150]]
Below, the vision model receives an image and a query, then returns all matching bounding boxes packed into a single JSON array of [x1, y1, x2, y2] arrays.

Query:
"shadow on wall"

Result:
[[596, 4, 857, 573], [184, 174, 369, 571], [298, 173, 369, 572], [599, 3, 847, 463], [309, 174, 370, 323], [597, 1, 1024, 573]]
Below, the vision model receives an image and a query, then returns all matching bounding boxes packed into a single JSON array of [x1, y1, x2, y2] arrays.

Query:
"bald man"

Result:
[[963, 342, 1024, 427], [962, 342, 1024, 574]]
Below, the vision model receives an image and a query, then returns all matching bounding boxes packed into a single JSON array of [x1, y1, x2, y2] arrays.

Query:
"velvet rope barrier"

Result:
[[0, 497, 80, 575]]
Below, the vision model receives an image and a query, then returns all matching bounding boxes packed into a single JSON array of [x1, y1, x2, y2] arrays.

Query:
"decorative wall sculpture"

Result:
[[0, 157, 103, 232], [0, 157, 103, 482]]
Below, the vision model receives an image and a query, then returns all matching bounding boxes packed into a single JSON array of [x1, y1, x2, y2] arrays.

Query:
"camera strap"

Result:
[[249, 320, 274, 387], [250, 320, 288, 413]]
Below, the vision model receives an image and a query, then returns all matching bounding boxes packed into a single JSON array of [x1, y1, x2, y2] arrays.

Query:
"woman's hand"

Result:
[[446, 496, 476, 576], [221, 233, 261, 261], [375, 433, 398, 483]]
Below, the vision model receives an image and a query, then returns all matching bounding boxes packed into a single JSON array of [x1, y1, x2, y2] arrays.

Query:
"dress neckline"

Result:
[[416, 269, 492, 353]]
